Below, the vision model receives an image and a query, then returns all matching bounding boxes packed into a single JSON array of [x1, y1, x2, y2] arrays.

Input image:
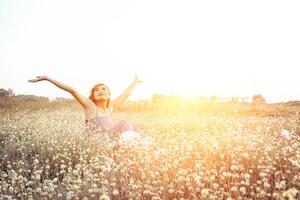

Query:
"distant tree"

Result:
[[15, 95, 49, 102], [286, 101, 300, 106], [0, 89, 9, 98], [252, 94, 266, 105]]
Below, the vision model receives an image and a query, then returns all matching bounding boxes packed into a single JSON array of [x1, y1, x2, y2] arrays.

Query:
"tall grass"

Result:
[[0, 99, 299, 199]]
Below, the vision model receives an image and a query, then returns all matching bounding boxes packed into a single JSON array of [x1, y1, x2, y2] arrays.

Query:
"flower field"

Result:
[[0, 101, 299, 200]]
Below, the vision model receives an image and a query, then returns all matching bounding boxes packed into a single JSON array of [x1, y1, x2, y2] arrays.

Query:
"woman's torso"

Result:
[[85, 107, 114, 134]]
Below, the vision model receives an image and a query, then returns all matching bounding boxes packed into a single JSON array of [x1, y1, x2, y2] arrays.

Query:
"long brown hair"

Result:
[[89, 83, 111, 110]]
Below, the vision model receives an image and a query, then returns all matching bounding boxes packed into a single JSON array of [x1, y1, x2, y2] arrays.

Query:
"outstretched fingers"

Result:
[[134, 74, 143, 83], [28, 76, 46, 83]]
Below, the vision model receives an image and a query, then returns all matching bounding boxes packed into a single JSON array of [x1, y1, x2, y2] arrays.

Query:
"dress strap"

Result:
[[96, 106, 112, 116], [109, 110, 112, 116]]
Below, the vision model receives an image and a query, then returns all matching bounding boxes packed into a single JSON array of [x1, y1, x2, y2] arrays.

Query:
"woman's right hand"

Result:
[[134, 74, 143, 84], [28, 75, 48, 83]]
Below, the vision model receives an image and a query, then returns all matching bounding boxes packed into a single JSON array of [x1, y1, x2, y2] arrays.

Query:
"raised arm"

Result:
[[113, 74, 142, 109], [28, 76, 94, 109]]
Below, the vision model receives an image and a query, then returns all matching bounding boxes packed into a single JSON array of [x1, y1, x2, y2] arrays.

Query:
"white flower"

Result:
[[112, 189, 119, 196], [276, 180, 286, 190], [281, 129, 292, 140], [242, 152, 249, 158], [9, 186, 14, 193], [282, 188, 299, 199], [36, 187, 42, 193], [9, 170, 17, 180], [143, 189, 151, 195], [272, 192, 281, 200], [259, 172, 267, 178], [33, 159, 39, 165], [168, 189, 174, 194], [99, 194, 110, 200], [201, 189, 209, 197], [141, 136, 154, 146], [42, 186, 49, 192], [263, 182, 271, 189], [239, 187, 246, 195], [258, 191, 266, 198], [230, 186, 238, 193], [213, 183, 219, 190]]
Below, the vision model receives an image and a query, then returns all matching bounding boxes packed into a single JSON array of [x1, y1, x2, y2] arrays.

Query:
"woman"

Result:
[[28, 75, 143, 140]]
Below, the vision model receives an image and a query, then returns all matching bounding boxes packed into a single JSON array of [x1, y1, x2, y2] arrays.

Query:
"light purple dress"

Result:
[[85, 108, 133, 138]]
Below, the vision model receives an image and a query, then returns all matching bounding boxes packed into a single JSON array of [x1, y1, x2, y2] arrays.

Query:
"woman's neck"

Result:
[[95, 100, 108, 109]]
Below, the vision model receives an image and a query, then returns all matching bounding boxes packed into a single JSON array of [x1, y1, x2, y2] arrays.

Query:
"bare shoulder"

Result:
[[109, 103, 114, 114]]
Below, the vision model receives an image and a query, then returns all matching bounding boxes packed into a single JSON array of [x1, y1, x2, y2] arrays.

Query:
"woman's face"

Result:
[[93, 85, 110, 101]]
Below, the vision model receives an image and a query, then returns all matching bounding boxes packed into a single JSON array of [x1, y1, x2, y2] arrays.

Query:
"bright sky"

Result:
[[0, 0, 299, 103]]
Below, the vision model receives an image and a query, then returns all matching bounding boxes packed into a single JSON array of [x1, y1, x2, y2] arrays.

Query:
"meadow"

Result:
[[0, 99, 299, 199]]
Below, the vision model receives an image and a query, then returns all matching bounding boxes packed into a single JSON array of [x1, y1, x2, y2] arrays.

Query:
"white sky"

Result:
[[0, 0, 299, 103]]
